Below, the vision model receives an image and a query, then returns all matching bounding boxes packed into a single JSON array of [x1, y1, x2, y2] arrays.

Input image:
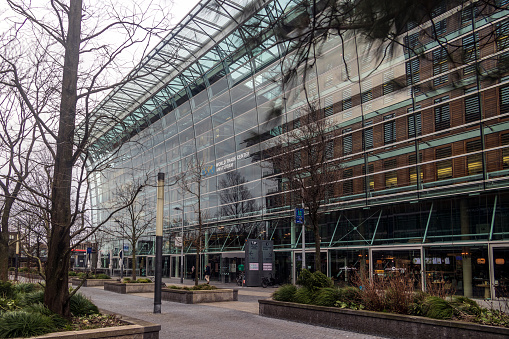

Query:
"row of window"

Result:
[[339, 87, 492, 155]]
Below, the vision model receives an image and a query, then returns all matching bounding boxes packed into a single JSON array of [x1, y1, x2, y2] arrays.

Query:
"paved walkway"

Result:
[[79, 279, 387, 339]]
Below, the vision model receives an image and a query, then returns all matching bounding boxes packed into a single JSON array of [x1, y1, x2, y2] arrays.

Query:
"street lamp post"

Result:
[[174, 206, 184, 284], [154, 173, 165, 314]]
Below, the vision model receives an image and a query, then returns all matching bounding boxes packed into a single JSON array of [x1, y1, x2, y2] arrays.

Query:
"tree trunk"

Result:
[[0, 197, 16, 281], [44, 0, 82, 318]]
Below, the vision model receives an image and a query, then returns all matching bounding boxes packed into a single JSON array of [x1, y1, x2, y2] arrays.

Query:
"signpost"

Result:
[[295, 208, 304, 224], [296, 207, 305, 271]]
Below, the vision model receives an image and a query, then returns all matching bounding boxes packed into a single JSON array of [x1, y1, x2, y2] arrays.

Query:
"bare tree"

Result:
[[0, 91, 37, 281], [176, 156, 207, 286], [106, 179, 154, 281], [266, 106, 341, 273], [0, 0, 171, 317]]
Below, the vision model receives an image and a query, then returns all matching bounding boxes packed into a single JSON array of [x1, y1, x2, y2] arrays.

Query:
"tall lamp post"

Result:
[[154, 173, 164, 314], [174, 206, 184, 284]]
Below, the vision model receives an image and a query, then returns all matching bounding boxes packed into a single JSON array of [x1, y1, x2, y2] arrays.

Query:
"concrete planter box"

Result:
[[259, 300, 509, 339], [104, 281, 155, 294], [161, 288, 238, 304], [71, 278, 112, 287], [30, 309, 160, 339]]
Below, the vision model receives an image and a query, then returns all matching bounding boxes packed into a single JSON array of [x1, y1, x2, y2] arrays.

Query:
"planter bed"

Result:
[[259, 300, 509, 339], [71, 278, 112, 287], [161, 287, 238, 304], [33, 309, 160, 339], [104, 281, 155, 294]]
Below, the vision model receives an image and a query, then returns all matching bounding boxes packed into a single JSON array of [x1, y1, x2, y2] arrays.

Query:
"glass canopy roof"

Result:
[[88, 0, 265, 144]]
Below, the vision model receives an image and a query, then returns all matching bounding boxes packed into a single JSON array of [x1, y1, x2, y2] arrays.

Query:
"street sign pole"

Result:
[[295, 207, 305, 272]]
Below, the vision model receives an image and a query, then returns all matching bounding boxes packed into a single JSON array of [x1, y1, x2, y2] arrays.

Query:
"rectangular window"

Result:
[[466, 140, 483, 175], [434, 19, 447, 37], [436, 146, 452, 180], [461, 5, 476, 25], [343, 168, 353, 195], [433, 47, 448, 86], [325, 140, 334, 159], [324, 96, 334, 117], [384, 159, 398, 188], [293, 150, 301, 168], [406, 58, 420, 85], [408, 106, 422, 138], [342, 97, 352, 111], [383, 114, 396, 144], [343, 128, 352, 155], [404, 32, 420, 56], [325, 73, 334, 88], [409, 153, 423, 184], [434, 97, 450, 131], [497, 21, 509, 51], [502, 133, 509, 169], [362, 89, 373, 103], [464, 93, 481, 123], [364, 121, 373, 149], [501, 85, 509, 114], [431, 2, 446, 18], [463, 33, 479, 75], [362, 164, 374, 191], [383, 70, 394, 96]]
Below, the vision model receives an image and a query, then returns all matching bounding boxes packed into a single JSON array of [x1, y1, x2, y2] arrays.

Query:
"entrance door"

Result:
[[493, 247, 509, 298]]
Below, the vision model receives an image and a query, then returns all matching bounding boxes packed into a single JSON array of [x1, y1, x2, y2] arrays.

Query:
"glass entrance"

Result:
[[372, 249, 422, 289], [493, 247, 509, 298]]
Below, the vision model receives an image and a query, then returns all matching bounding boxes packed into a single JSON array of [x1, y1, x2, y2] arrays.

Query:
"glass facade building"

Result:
[[88, 0, 509, 298]]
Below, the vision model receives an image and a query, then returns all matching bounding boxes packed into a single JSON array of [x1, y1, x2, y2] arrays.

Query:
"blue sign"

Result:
[[86, 247, 92, 254], [295, 208, 305, 224], [123, 244, 129, 252]]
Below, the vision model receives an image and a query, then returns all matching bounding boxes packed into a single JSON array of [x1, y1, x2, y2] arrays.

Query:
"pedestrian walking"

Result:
[[204, 264, 211, 284], [191, 266, 196, 280]]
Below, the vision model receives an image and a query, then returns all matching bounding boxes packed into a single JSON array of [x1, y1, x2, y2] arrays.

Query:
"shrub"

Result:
[[0, 282, 14, 299], [18, 267, 29, 273], [339, 286, 362, 304], [0, 311, 56, 338], [70, 293, 99, 317], [68, 271, 78, 277], [123, 278, 152, 283], [13, 283, 39, 295], [293, 287, 314, 304], [187, 284, 216, 290], [7, 268, 14, 272], [24, 303, 68, 329], [272, 284, 297, 302], [422, 296, 454, 319], [314, 287, 342, 307], [0, 298, 18, 314], [297, 270, 333, 291], [409, 291, 428, 316], [19, 290, 44, 307], [94, 274, 111, 280]]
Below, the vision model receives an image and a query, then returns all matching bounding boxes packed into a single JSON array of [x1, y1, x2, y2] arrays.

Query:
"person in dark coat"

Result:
[[204, 264, 211, 284]]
